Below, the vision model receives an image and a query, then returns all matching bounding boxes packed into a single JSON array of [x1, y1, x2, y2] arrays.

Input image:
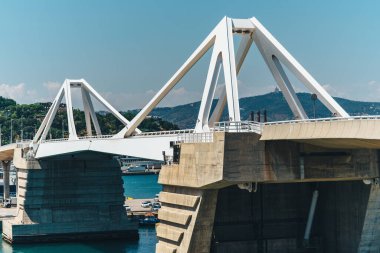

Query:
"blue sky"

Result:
[[0, 0, 379, 110]]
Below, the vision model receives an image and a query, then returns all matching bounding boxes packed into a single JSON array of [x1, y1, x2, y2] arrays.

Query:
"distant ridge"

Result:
[[144, 92, 380, 129]]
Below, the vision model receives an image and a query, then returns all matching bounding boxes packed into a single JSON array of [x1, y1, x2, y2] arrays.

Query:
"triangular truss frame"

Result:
[[33, 79, 140, 143], [115, 16, 348, 137]]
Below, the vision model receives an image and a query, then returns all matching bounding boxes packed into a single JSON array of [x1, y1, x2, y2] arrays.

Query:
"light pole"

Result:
[[311, 93, 318, 119], [10, 119, 13, 143], [0, 124, 2, 146], [20, 117, 23, 141]]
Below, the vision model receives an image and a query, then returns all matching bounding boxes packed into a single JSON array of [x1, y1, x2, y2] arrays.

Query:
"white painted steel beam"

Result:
[[33, 85, 65, 143], [35, 135, 176, 161], [210, 17, 348, 121], [121, 16, 347, 135], [64, 80, 78, 140], [116, 18, 222, 137], [254, 40, 308, 119], [33, 79, 138, 154], [34, 15, 349, 163], [221, 18, 241, 124], [80, 79, 141, 135], [123, 17, 244, 135], [81, 87, 92, 136], [195, 18, 243, 132], [209, 34, 254, 125], [81, 87, 102, 136], [250, 17, 349, 118], [40, 85, 65, 141]]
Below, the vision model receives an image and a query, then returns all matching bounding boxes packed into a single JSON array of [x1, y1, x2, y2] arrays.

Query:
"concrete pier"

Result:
[[156, 132, 380, 253], [1, 161, 10, 200], [358, 183, 380, 252], [211, 181, 372, 252], [2, 149, 138, 243]]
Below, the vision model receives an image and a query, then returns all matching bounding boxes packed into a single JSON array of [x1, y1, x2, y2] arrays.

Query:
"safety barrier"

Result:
[[263, 115, 380, 125], [213, 121, 262, 134], [178, 132, 213, 143]]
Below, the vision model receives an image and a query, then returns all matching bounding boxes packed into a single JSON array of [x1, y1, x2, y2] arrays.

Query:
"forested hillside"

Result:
[[0, 97, 178, 145]]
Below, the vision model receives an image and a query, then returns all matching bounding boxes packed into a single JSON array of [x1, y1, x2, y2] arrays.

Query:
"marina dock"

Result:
[[124, 198, 159, 216]]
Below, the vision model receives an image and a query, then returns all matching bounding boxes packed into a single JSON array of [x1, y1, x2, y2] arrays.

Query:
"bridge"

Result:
[[1, 16, 380, 252]]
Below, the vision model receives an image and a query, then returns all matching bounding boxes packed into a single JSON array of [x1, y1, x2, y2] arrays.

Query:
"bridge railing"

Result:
[[41, 138, 69, 143], [41, 135, 114, 143], [178, 132, 213, 143], [135, 129, 194, 136], [177, 121, 263, 143], [263, 115, 380, 125], [213, 121, 262, 134], [78, 135, 114, 140]]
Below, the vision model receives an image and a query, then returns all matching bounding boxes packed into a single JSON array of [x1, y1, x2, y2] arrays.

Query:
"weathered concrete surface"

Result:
[[358, 183, 380, 252], [157, 132, 380, 253], [1, 161, 10, 200], [159, 132, 379, 189], [156, 186, 218, 253], [0, 207, 17, 220], [0, 144, 17, 161], [211, 182, 372, 253], [211, 184, 314, 252], [261, 119, 380, 148], [2, 149, 138, 243], [159, 133, 226, 188]]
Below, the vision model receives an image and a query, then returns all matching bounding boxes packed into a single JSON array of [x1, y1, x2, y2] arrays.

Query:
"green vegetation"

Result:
[[0, 97, 178, 145]]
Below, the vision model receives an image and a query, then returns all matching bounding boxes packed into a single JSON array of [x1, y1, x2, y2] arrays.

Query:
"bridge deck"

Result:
[[261, 117, 380, 148], [2, 117, 380, 161]]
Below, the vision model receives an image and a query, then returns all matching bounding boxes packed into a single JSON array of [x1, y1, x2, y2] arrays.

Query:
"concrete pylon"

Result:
[[1, 161, 10, 200], [3, 150, 138, 244], [358, 182, 380, 252]]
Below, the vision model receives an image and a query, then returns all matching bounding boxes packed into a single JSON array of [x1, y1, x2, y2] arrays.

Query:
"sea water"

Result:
[[0, 174, 161, 253], [122, 174, 162, 199]]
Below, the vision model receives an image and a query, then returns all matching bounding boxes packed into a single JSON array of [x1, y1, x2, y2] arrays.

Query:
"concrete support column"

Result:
[[156, 186, 218, 253], [358, 182, 380, 252], [1, 161, 10, 200], [2, 151, 138, 244]]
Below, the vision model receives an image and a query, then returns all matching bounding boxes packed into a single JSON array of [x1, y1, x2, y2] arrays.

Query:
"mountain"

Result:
[[148, 92, 380, 129]]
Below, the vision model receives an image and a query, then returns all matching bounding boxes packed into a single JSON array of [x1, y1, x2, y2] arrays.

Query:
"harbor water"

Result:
[[0, 174, 161, 253], [122, 174, 162, 199]]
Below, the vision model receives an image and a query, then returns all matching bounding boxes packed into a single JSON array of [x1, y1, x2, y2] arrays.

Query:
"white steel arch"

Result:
[[33, 79, 140, 144], [114, 16, 348, 136], [20, 16, 352, 161], [33, 16, 350, 150]]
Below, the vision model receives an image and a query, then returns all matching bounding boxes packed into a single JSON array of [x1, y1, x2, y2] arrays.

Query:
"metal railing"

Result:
[[178, 132, 213, 143], [41, 134, 114, 143], [78, 135, 114, 140], [213, 121, 262, 134], [263, 115, 380, 126], [41, 138, 69, 143], [135, 129, 194, 136], [15, 139, 32, 148]]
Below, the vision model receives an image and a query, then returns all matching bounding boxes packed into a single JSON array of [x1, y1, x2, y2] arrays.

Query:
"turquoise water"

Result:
[[0, 174, 161, 253], [0, 227, 156, 253], [123, 174, 162, 199]]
